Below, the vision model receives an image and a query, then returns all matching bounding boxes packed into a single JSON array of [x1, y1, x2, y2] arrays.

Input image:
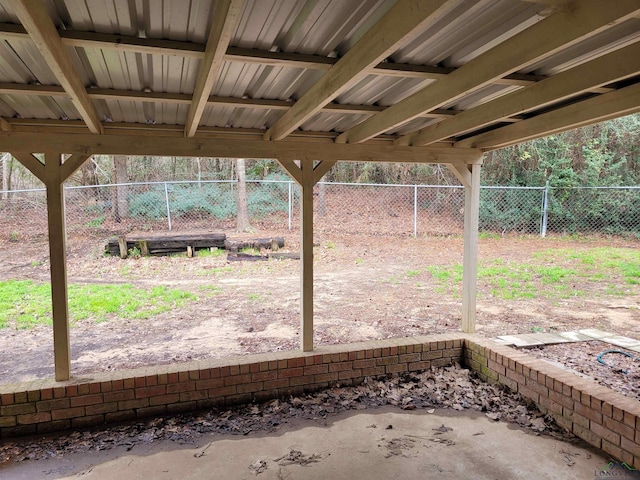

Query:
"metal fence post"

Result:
[[413, 184, 418, 238], [164, 182, 172, 231], [541, 181, 549, 238], [288, 180, 293, 230]]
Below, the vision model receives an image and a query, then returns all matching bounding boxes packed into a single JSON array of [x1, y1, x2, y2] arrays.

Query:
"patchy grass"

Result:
[[425, 247, 638, 300], [0, 280, 197, 329], [197, 247, 225, 258]]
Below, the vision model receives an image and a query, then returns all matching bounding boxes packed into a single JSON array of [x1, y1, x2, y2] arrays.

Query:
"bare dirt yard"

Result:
[[0, 230, 638, 396]]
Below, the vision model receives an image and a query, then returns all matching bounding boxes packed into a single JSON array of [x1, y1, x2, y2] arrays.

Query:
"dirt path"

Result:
[[0, 234, 638, 384]]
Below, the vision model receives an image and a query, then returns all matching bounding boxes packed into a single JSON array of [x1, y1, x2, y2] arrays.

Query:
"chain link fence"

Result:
[[1, 181, 639, 246]]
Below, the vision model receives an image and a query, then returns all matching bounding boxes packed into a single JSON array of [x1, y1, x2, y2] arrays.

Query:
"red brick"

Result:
[[85, 402, 118, 415], [1, 393, 15, 406], [224, 374, 252, 386], [123, 378, 135, 390], [208, 386, 237, 398], [423, 351, 443, 360], [563, 409, 589, 429], [313, 373, 338, 383], [572, 423, 602, 448], [70, 394, 103, 407], [549, 390, 573, 410], [53, 387, 66, 399], [408, 361, 431, 372], [40, 389, 53, 401], [386, 364, 408, 374], [574, 401, 602, 425], [150, 394, 180, 406], [237, 382, 264, 393], [134, 377, 146, 388], [51, 407, 85, 420], [118, 399, 149, 410], [65, 385, 78, 397], [180, 391, 208, 402], [263, 379, 289, 390], [329, 362, 354, 372], [1, 404, 35, 416], [621, 437, 640, 457], [623, 411, 637, 430], [135, 386, 166, 398], [602, 438, 624, 460], [17, 412, 51, 425], [352, 360, 374, 370], [104, 390, 135, 403], [251, 371, 278, 382], [279, 368, 304, 378], [590, 421, 620, 446], [304, 365, 329, 375], [362, 367, 386, 376], [36, 398, 70, 412], [399, 353, 421, 363], [168, 381, 197, 394], [100, 381, 113, 393], [194, 379, 222, 390], [338, 369, 362, 380], [146, 375, 158, 386], [188, 370, 200, 380], [0, 416, 17, 427], [89, 383, 101, 394]]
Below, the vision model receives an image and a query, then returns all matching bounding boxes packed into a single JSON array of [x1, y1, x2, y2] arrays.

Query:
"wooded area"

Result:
[[0, 115, 637, 193]]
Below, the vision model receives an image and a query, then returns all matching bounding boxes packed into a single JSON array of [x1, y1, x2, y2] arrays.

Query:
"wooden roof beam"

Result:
[[337, 0, 640, 144], [0, 83, 466, 119], [263, 0, 456, 141], [0, 23, 550, 87], [184, 0, 245, 138], [0, 130, 482, 164], [457, 82, 640, 150], [12, 1, 103, 134], [402, 41, 640, 146]]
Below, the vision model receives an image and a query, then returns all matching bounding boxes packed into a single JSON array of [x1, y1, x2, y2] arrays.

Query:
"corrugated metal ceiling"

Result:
[[0, 0, 637, 148]]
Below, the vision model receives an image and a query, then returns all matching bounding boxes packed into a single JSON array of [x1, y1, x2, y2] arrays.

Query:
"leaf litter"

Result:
[[0, 364, 576, 464]]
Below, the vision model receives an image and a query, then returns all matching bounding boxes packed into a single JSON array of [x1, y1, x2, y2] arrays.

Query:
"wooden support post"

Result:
[[118, 235, 128, 259], [44, 152, 71, 381], [300, 160, 315, 351], [462, 162, 482, 333]]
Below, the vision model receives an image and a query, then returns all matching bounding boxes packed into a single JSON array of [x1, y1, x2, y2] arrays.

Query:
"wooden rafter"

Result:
[[457, 82, 640, 150], [0, 83, 468, 120], [0, 23, 548, 86], [336, 0, 640, 144], [263, 0, 456, 141], [12, 2, 103, 134], [184, 0, 245, 138], [402, 41, 640, 146]]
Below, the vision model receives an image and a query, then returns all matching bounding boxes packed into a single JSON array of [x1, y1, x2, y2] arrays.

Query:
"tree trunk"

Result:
[[1, 153, 12, 199], [236, 158, 253, 232], [112, 155, 128, 222]]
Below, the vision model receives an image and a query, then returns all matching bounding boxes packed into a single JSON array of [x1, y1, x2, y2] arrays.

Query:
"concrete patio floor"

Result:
[[1, 407, 609, 480]]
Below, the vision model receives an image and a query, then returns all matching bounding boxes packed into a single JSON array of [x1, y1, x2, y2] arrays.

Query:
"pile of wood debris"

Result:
[[0, 365, 575, 463]]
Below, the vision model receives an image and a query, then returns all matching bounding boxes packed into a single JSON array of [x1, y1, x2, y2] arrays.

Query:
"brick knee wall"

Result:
[[0, 334, 463, 439], [2, 334, 638, 468], [464, 337, 640, 468]]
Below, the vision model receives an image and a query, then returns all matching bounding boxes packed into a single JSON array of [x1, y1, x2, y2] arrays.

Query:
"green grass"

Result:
[[0, 280, 197, 329], [406, 269, 420, 278], [425, 246, 638, 300], [197, 247, 225, 258]]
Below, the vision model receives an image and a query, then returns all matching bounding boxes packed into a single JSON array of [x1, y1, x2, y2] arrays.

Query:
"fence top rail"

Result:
[[2, 182, 639, 195]]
